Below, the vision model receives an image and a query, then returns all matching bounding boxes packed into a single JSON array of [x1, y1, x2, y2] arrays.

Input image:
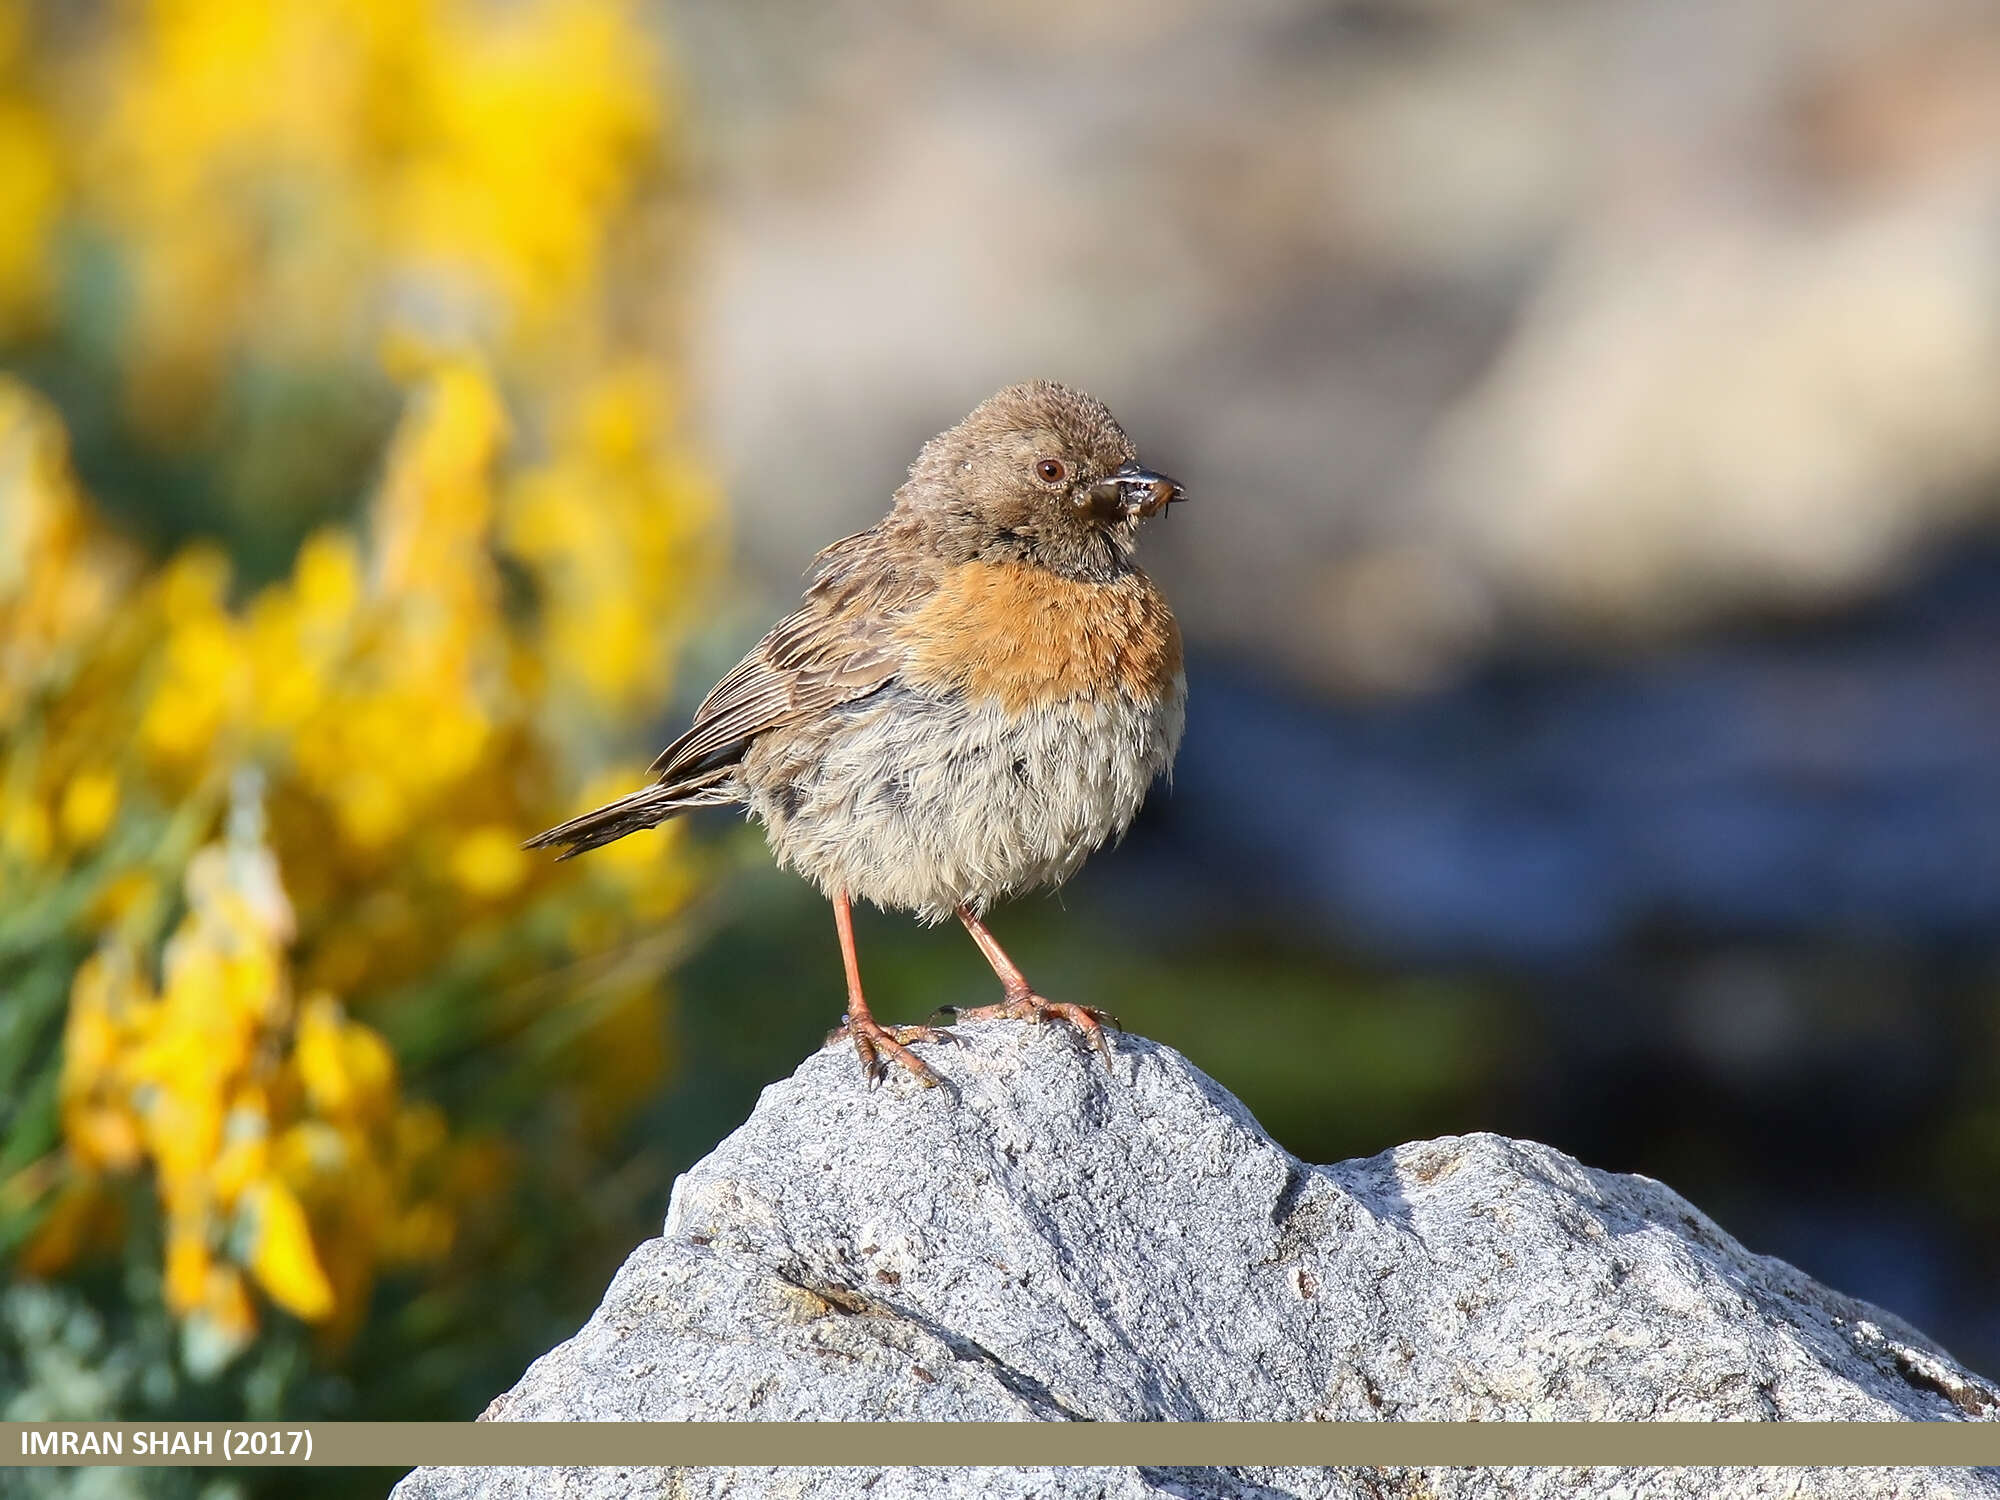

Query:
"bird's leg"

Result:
[[824, 891, 953, 1088], [947, 906, 1119, 1067]]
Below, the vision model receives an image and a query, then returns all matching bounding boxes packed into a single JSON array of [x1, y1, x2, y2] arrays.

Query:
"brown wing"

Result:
[[646, 524, 936, 786]]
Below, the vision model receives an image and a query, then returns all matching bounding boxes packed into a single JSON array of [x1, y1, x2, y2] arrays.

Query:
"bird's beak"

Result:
[[1091, 462, 1186, 520]]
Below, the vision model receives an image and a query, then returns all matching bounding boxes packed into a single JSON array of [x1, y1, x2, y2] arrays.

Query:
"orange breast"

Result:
[[898, 559, 1183, 713]]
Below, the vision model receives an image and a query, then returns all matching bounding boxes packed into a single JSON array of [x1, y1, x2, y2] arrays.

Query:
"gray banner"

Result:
[[7, 1422, 2000, 1467]]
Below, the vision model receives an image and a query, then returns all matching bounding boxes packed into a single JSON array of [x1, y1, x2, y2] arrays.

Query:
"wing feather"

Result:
[[647, 525, 935, 785]]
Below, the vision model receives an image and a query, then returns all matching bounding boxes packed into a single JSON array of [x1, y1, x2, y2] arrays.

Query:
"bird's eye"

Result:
[[1035, 458, 1068, 485]]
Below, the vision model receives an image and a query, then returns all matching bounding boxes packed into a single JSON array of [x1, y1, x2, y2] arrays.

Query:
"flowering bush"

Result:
[[0, 0, 721, 1450]]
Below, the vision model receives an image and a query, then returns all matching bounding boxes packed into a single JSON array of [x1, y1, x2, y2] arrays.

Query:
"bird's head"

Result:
[[898, 380, 1185, 578]]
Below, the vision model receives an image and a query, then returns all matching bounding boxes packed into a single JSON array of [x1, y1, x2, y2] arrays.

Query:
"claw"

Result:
[[1088, 1024, 1113, 1066], [953, 992, 1120, 1073], [825, 1012, 949, 1088]]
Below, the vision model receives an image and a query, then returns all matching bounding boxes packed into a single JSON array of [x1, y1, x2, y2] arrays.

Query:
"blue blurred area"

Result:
[[1153, 547, 2000, 965]]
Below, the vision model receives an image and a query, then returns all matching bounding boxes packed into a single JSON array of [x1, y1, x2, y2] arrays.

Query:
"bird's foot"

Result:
[[944, 990, 1120, 1069], [825, 1014, 957, 1089]]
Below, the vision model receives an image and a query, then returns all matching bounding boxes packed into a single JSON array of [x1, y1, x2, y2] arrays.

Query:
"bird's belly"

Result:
[[745, 682, 1183, 922]]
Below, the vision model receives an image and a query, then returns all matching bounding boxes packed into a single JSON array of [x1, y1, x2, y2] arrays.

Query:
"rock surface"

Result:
[[393, 1023, 2000, 1500]]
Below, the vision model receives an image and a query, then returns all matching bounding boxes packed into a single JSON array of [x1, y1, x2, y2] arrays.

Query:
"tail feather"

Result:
[[523, 772, 735, 860]]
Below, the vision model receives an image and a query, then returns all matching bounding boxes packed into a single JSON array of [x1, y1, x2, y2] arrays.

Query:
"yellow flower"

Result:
[[46, 774, 459, 1347], [503, 365, 721, 721], [66, 1107, 142, 1175], [294, 994, 396, 1123], [450, 824, 527, 899], [59, 770, 120, 847], [0, 7, 59, 338], [164, 1228, 212, 1318], [292, 529, 362, 619], [390, 0, 661, 340], [185, 1262, 258, 1376], [210, 1117, 270, 1210], [1, 791, 50, 862], [59, 952, 148, 1173], [10, 0, 721, 1372], [141, 563, 253, 764], [156, 547, 232, 627], [0, 384, 133, 723], [244, 1178, 335, 1323]]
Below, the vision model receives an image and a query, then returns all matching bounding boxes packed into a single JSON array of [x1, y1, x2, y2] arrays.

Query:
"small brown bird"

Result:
[[525, 381, 1186, 1086]]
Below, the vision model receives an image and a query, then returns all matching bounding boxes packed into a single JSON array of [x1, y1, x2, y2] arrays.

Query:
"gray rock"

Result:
[[393, 1023, 2000, 1500]]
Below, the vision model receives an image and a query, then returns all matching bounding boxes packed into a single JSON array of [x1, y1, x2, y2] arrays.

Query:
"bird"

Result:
[[524, 381, 1187, 1087]]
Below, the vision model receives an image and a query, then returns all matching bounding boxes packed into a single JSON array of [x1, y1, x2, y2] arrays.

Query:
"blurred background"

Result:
[[6, 0, 2000, 1490]]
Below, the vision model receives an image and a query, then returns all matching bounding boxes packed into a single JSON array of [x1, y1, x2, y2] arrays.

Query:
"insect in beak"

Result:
[[1087, 463, 1186, 520]]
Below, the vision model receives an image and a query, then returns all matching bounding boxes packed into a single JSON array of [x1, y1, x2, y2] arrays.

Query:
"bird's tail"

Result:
[[523, 771, 735, 861]]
